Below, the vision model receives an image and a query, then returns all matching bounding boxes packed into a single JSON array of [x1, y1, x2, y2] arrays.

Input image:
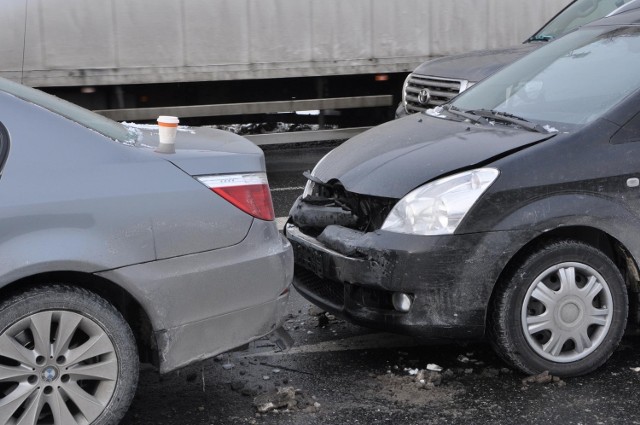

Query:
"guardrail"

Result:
[[245, 127, 371, 146], [94, 95, 393, 122]]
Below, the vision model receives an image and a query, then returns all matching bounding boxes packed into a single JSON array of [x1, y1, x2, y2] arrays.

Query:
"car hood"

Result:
[[413, 43, 541, 82], [124, 124, 266, 175], [311, 115, 556, 198]]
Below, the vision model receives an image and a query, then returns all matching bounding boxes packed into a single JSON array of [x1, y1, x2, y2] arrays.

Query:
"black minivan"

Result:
[[287, 8, 640, 377]]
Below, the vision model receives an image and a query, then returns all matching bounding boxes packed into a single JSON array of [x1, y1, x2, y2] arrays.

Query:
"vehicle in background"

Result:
[[288, 8, 640, 377], [397, 0, 640, 117], [1, 0, 566, 127], [0, 77, 293, 424]]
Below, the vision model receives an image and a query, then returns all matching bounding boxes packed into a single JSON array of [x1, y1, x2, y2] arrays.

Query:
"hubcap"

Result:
[[521, 262, 614, 363], [0, 310, 118, 424]]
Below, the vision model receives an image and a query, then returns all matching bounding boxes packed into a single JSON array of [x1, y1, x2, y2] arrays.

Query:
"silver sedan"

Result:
[[0, 77, 293, 425]]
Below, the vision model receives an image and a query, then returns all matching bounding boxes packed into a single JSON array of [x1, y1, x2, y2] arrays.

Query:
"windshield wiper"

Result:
[[468, 109, 550, 134], [527, 35, 553, 42], [443, 105, 490, 125]]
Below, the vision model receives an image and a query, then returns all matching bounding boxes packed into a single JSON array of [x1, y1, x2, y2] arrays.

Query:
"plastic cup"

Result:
[[156, 115, 179, 153]]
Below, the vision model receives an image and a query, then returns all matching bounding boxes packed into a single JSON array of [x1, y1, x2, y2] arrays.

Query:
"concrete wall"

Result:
[[1, 0, 569, 87]]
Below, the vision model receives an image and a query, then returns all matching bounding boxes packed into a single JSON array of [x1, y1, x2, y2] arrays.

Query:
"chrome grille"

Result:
[[403, 74, 469, 113]]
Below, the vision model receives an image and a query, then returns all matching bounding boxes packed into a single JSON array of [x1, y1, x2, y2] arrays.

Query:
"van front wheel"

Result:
[[490, 240, 628, 377]]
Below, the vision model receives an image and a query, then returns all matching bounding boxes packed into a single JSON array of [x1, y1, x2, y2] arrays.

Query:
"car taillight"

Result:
[[197, 173, 275, 221]]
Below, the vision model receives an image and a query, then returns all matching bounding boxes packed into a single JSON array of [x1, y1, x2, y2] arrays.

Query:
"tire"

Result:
[[489, 240, 628, 377], [0, 285, 138, 425]]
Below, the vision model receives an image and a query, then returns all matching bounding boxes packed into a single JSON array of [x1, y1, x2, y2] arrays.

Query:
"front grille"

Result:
[[404, 74, 468, 113], [294, 266, 345, 308], [293, 182, 396, 233]]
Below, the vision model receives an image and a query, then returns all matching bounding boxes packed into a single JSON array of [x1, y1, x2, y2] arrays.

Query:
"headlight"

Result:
[[460, 81, 476, 93], [302, 151, 332, 198], [381, 168, 499, 235], [302, 180, 315, 198]]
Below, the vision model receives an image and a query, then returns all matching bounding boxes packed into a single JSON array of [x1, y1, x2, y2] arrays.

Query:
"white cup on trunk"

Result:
[[156, 115, 179, 154]]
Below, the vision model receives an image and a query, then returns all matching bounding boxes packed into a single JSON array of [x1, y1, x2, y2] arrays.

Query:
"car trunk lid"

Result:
[[123, 124, 267, 175]]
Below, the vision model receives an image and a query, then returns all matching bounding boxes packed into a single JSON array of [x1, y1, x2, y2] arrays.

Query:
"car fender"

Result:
[[0, 222, 156, 287], [483, 193, 640, 263]]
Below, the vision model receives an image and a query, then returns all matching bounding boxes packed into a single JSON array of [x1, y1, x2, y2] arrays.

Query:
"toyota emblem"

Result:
[[417, 89, 431, 105]]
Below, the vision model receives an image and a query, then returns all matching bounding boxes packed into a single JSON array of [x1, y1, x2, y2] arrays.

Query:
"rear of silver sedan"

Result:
[[0, 78, 292, 425]]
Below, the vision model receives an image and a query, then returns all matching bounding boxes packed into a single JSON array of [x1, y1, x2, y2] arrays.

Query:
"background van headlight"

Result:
[[382, 168, 499, 235]]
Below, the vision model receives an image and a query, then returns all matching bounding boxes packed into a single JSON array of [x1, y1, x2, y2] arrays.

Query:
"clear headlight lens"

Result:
[[381, 168, 499, 235], [302, 180, 315, 198], [302, 151, 332, 198], [460, 81, 476, 93]]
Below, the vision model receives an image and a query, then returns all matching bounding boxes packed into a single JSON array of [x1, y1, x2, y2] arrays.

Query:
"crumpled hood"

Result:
[[414, 43, 540, 82], [312, 114, 556, 198], [124, 124, 266, 175]]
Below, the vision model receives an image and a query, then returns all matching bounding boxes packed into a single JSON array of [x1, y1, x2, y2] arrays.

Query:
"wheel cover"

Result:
[[521, 262, 614, 363], [0, 310, 118, 424]]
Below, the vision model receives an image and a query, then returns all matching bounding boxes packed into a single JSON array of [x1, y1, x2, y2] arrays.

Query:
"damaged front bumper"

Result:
[[285, 222, 531, 339]]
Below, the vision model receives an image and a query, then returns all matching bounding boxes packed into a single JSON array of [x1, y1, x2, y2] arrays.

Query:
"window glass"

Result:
[[0, 122, 9, 174], [0, 77, 136, 143], [451, 26, 640, 129], [532, 0, 635, 41]]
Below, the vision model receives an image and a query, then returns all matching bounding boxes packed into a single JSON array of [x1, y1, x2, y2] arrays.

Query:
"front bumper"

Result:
[[285, 222, 531, 339]]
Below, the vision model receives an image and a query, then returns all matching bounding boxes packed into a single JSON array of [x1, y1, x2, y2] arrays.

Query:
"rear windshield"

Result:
[[0, 77, 136, 142]]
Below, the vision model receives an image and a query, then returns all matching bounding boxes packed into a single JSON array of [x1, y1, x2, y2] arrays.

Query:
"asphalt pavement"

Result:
[[121, 141, 640, 425], [122, 287, 640, 425]]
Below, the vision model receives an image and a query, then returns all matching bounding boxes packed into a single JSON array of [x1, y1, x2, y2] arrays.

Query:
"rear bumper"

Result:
[[285, 222, 530, 339], [154, 293, 290, 373], [98, 219, 293, 373]]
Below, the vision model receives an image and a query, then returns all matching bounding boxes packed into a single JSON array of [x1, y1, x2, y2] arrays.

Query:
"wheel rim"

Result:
[[521, 262, 614, 363], [0, 310, 118, 425]]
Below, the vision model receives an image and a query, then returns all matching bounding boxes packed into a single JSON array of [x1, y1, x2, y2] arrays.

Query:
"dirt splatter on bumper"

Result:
[[285, 222, 533, 339]]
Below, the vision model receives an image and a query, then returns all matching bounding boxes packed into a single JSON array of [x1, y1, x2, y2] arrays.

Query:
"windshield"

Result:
[[530, 0, 634, 41], [450, 25, 640, 130], [0, 77, 136, 143]]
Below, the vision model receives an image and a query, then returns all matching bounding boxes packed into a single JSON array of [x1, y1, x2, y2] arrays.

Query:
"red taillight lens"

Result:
[[197, 173, 275, 221]]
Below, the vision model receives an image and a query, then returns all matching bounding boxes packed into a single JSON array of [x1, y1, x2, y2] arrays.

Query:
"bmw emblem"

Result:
[[41, 366, 58, 383]]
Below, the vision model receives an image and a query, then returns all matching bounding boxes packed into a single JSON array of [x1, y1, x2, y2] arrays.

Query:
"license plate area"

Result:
[[291, 239, 326, 278]]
